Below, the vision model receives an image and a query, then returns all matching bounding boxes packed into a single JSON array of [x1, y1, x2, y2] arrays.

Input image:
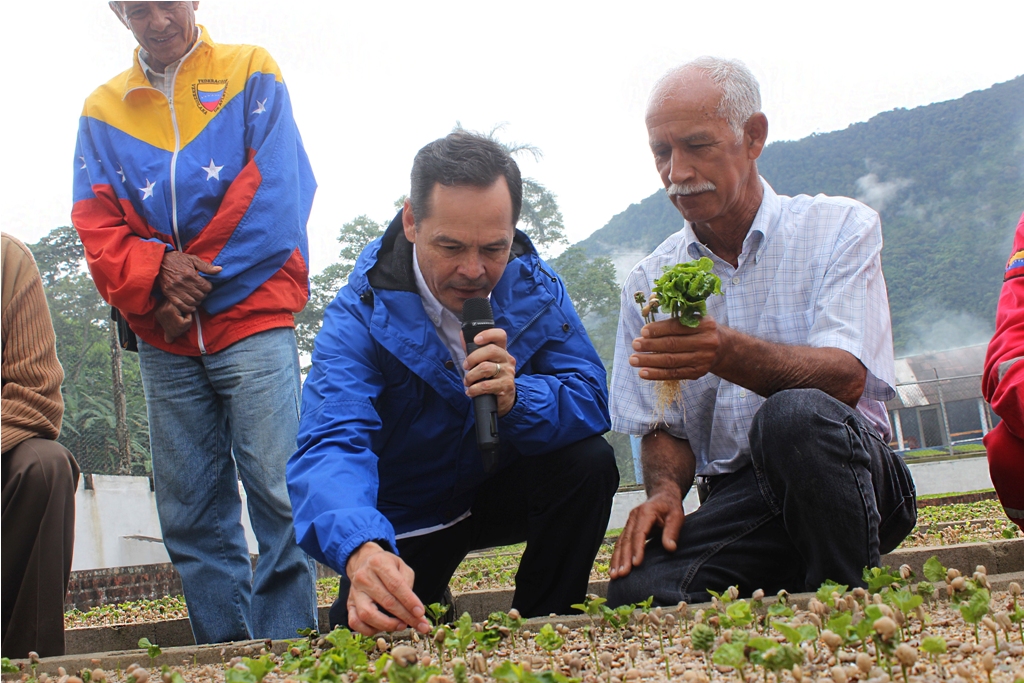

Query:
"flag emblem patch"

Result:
[[1007, 249, 1024, 281], [192, 80, 228, 114]]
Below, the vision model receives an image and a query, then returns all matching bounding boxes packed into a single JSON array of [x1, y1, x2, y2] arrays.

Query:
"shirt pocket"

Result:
[[756, 310, 812, 344]]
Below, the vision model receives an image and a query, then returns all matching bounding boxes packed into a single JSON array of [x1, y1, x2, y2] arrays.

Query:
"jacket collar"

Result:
[[120, 24, 214, 99]]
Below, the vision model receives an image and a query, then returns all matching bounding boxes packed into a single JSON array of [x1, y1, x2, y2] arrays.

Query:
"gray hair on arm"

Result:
[[649, 56, 761, 141]]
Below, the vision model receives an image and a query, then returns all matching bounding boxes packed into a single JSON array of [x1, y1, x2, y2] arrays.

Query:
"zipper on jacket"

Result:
[[167, 53, 206, 355]]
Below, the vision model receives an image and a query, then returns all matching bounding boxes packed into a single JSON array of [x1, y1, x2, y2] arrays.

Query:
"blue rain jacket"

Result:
[[287, 213, 610, 575]]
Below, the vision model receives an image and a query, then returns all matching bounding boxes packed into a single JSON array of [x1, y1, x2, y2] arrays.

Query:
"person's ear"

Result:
[[402, 198, 417, 243], [745, 113, 768, 160]]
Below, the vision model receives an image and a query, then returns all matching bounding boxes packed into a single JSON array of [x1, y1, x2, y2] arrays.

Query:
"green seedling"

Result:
[[916, 580, 936, 602], [712, 641, 747, 679], [600, 603, 635, 632], [493, 661, 579, 683], [160, 665, 187, 683], [721, 599, 754, 630], [425, 602, 449, 626], [636, 259, 722, 414], [445, 613, 478, 658], [690, 622, 716, 674], [225, 655, 275, 683], [571, 595, 607, 633], [488, 609, 525, 647], [745, 635, 803, 683], [923, 556, 947, 583], [476, 626, 503, 655], [535, 623, 564, 669], [960, 588, 991, 643], [649, 258, 723, 327], [816, 580, 849, 606], [0, 658, 17, 674], [920, 635, 947, 670], [862, 565, 905, 594], [138, 637, 161, 663]]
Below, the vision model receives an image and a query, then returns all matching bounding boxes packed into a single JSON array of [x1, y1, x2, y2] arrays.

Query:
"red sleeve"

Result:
[[982, 211, 1024, 438]]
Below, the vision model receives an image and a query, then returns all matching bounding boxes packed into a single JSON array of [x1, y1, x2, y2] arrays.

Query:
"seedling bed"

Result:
[[11, 556, 1024, 683]]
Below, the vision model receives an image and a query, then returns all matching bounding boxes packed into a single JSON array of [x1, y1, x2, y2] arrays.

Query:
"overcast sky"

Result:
[[2, 1, 1021, 274]]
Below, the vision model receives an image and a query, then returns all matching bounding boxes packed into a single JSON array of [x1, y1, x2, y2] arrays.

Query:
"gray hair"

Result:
[[649, 56, 761, 139]]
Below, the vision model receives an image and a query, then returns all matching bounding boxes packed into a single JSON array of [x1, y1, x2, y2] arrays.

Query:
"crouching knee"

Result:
[[554, 434, 620, 500], [7, 438, 79, 497]]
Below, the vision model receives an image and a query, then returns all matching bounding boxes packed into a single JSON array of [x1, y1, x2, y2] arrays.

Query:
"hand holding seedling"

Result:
[[345, 541, 431, 636], [462, 327, 518, 417], [629, 316, 722, 381]]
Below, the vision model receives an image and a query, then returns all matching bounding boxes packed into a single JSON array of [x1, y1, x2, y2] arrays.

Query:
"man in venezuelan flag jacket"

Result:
[[72, 3, 317, 644]]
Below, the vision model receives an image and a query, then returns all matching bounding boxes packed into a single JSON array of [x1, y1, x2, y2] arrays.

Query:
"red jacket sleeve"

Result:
[[982, 211, 1024, 439]]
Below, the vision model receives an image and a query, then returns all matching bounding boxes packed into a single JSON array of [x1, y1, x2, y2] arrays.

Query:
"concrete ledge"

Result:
[[56, 538, 1022, 657]]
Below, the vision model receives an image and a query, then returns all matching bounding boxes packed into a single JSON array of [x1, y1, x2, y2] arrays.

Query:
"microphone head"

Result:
[[462, 297, 494, 323]]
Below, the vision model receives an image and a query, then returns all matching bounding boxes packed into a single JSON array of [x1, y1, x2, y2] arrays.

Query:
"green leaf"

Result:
[[725, 600, 753, 627], [816, 581, 849, 604], [959, 588, 990, 624], [690, 623, 716, 652], [650, 259, 723, 327], [826, 612, 852, 638], [920, 636, 948, 655], [773, 621, 804, 645], [922, 556, 947, 583], [712, 642, 747, 669], [138, 637, 161, 660], [1, 659, 18, 674], [535, 624, 564, 653], [746, 636, 777, 652]]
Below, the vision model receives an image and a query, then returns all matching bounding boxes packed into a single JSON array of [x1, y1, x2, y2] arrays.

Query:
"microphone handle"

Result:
[[465, 339, 501, 474]]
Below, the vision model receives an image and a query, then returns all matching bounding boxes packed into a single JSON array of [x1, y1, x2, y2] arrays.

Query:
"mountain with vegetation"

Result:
[[578, 75, 1024, 355]]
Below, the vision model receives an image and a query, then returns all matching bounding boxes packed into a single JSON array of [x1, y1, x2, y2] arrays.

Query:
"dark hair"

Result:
[[409, 132, 523, 228]]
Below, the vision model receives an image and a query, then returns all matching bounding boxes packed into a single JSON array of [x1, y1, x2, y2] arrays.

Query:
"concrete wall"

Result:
[[73, 475, 257, 571]]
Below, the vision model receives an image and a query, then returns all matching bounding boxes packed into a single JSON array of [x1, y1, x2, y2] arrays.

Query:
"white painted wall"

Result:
[[73, 475, 257, 571], [906, 457, 993, 496]]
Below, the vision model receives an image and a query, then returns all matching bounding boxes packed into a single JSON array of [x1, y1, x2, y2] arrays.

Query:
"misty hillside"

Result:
[[577, 76, 1024, 355]]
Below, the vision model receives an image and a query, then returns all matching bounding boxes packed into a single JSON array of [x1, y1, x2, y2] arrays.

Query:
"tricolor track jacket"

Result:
[[72, 27, 315, 355]]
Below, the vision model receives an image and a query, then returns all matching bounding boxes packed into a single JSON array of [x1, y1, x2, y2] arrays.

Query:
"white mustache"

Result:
[[667, 181, 716, 196]]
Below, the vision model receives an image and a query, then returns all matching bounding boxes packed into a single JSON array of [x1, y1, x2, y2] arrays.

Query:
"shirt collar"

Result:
[[412, 245, 450, 327], [122, 25, 210, 98], [685, 176, 781, 266]]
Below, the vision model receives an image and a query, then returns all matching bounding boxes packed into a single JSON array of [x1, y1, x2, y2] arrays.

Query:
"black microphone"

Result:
[[462, 297, 500, 474]]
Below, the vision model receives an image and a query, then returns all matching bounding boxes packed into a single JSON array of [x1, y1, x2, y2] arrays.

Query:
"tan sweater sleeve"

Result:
[[2, 233, 64, 454]]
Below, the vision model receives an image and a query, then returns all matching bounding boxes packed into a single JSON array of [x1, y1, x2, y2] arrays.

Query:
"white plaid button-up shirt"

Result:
[[610, 178, 896, 476]]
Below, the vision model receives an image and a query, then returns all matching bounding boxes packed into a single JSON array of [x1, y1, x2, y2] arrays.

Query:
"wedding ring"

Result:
[[491, 362, 502, 378]]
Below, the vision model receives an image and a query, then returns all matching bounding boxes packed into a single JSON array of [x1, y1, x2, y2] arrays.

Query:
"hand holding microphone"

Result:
[[462, 298, 517, 473]]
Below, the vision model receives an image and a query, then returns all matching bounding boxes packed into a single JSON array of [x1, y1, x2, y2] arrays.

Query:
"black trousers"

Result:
[[330, 434, 619, 628], [607, 389, 917, 608], [2, 438, 79, 659]]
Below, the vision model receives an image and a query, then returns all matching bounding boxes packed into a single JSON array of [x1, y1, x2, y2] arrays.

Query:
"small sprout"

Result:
[[377, 637, 389, 652], [392, 645, 418, 667], [856, 652, 872, 674], [1010, 581, 1022, 597], [873, 616, 898, 640], [821, 629, 843, 651]]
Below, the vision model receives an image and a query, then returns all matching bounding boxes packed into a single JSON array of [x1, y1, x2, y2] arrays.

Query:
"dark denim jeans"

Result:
[[607, 389, 917, 607]]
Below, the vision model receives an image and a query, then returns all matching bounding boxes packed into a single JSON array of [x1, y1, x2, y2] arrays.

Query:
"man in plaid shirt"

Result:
[[607, 57, 917, 606]]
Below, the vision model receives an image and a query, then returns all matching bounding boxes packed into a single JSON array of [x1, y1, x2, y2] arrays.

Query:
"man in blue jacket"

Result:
[[288, 132, 618, 635]]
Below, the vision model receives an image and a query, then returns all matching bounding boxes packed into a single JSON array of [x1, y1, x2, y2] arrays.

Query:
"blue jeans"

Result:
[[607, 389, 917, 607], [138, 327, 317, 643]]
